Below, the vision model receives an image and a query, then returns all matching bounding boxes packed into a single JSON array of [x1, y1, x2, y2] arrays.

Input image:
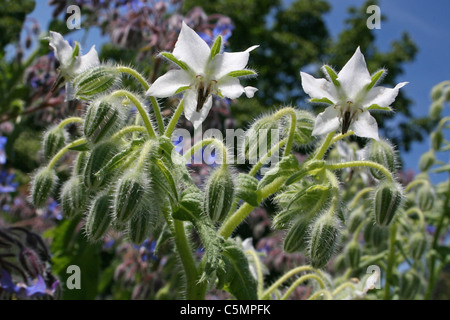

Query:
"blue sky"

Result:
[[27, 0, 450, 182]]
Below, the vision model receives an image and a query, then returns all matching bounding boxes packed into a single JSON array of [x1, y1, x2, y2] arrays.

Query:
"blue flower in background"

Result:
[[198, 21, 235, 47], [0, 136, 7, 164], [0, 170, 18, 194]]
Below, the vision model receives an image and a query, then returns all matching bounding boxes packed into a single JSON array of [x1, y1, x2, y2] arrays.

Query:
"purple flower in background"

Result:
[[0, 170, 18, 193], [198, 20, 234, 46]]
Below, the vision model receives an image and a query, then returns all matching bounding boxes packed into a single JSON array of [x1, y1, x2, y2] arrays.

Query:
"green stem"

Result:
[[149, 96, 165, 134], [349, 187, 374, 208], [384, 223, 397, 300], [272, 107, 297, 157], [117, 66, 150, 90], [261, 265, 321, 300], [111, 125, 147, 140], [249, 139, 287, 176], [245, 249, 265, 299], [314, 131, 336, 160], [404, 179, 429, 193], [331, 282, 357, 297], [48, 138, 86, 169], [164, 99, 184, 138], [110, 89, 156, 139], [281, 274, 326, 300], [331, 130, 355, 144], [173, 220, 200, 300], [183, 137, 228, 165], [405, 207, 426, 232], [326, 160, 394, 182], [58, 117, 83, 129]]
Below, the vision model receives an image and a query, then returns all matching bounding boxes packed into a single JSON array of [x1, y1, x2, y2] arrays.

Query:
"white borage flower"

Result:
[[146, 21, 258, 129], [300, 47, 408, 141], [47, 31, 100, 101]]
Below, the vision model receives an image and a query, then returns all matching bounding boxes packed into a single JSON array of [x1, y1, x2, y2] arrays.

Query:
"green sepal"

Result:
[[310, 97, 334, 105], [68, 141, 90, 152], [285, 160, 326, 186], [71, 41, 80, 58], [173, 186, 203, 222], [258, 154, 299, 191], [235, 173, 259, 207], [159, 52, 189, 71], [174, 86, 190, 95], [216, 240, 258, 300], [323, 65, 340, 87], [366, 69, 386, 91], [367, 104, 392, 111], [95, 142, 141, 178], [210, 35, 222, 58], [227, 70, 256, 78]]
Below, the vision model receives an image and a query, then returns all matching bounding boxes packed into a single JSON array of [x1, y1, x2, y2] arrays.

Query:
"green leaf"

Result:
[[258, 154, 299, 190], [227, 70, 256, 77], [217, 240, 258, 300], [160, 52, 189, 71], [95, 143, 140, 177], [210, 35, 222, 58]]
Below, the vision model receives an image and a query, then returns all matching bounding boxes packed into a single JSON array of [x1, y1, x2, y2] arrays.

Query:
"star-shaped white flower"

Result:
[[146, 22, 258, 129], [48, 31, 100, 100], [300, 47, 408, 140]]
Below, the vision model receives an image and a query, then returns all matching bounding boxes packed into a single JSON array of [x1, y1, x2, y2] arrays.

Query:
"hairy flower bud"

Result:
[[367, 139, 397, 180], [128, 206, 155, 245], [113, 170, 148, 224], [373, 181, 403, 226], [42, 125, 67, 160], [85, 192, 113, 241], [204, 166, 235, 222], [309, 213, 341, 269], [235, 173, 259, 207], [417, 184, 435, 211], [290, 110, 315, 146], [430, 131, 443, 151], [347, 206, 366, 233], [83, 97, 125, 144], [399, 270, 421, 300], [419, 150, 435, 172], [60, 176, 87, 218], [409, 232, 427, 260], [74, 65, 120, 100], [283, 216, 312, 253], [344, 241, 361, 269], [84, 141, 120, 189], [363, 222, 388, 248], [31, 167, 58, 208]]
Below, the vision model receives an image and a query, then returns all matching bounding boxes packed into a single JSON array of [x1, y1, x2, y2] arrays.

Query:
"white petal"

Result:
[[337, 47, 372, 99], [350, 110, 379, 140], [64, 82, 76, 102], [210, 45, 258, 79], [362, 82, 408, 109], [183, 90, 213, 129], [244, 86, 258, 98], [312, 106, 340, 136], [173, 22, 211, 74], [146, 69, 192, 98], [72, 46, 100, 76], [218, 76, 245, 99], [300, 72, 338, 103], [48, 31, 73, 66]]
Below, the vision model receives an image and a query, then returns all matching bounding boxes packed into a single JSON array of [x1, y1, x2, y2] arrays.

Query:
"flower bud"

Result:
[[344, 241, 361, 269], [430, 84, 443, 101], [19, 248, 44, 279], [309, 213, 341, 269], [417, 184, 435, 211], [83, 97, 125, 144], [367, 139, 397, 180], [204, 166, 235, 222], [283, 216, 312, 253], [419, 150, 435, 172], [429, 100, 443, 119], [347, 206, 365, 233], [60, 175, 87, 218], [399, 270, 421, 300], [84, 141, 120, 189], [235, 173, 259, 207], [290, 110, 315, 146], [85, 192, 113, 241], [42, 125, 67, 160], [113, 170, 148, 224], [363, 222, 388, 248], [128, 206, 155, 245], [373, 181, 403, 226], [408, 232, 427, 260], [74, 65, 120, 100], [31, 167, 58, 208], [430, 131, 443, 151]]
